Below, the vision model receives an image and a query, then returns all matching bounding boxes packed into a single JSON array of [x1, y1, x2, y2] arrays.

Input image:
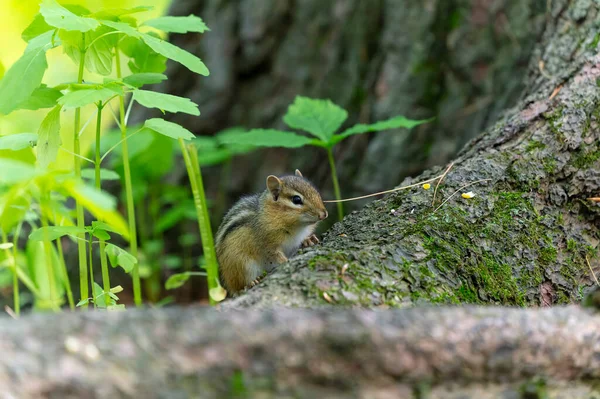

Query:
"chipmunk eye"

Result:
[[291, 195, 303, 205]]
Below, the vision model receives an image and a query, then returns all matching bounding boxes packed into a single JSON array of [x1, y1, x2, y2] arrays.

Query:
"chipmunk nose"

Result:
[[319, 210, 328, 220]]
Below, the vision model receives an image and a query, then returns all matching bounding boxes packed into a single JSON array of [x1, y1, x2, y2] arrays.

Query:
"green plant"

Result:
[[0, 1, 214, 310], [219, 96, 431, 220]]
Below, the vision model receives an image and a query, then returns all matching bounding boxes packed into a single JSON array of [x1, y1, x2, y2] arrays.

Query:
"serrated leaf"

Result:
[[29, 226, 87, 241], [58, 86, 120, 108], [106, 243, 137, 273], [81, 168, 121, 181], [40, 0, 99, 32], [0, 31, 54, 115], [0, 159, 40, 184], [283, 96, 348, 142], [143, 118, 195, 140], [331, 116, 433, 145], [133, 90, 199, 115], [165, 272, 190, 290], [217, 129, 318, 148], [21, 13, 53, 42], [0, 133, 38, 151], [142, 33, 209, 76], [142, 15, 210, 34], [123, 73, 167, 88], [36, 105, 62, 169], [14, 85, 62, 111]]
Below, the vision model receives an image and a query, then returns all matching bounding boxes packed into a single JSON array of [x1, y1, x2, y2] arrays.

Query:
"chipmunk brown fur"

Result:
[[215, 170, 328, 294]]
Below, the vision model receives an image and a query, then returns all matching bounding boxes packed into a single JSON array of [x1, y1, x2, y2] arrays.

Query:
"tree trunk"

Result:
[[2, 305, 600, 398]]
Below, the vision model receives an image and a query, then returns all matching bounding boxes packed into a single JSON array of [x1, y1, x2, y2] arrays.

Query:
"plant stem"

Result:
[[115, 49, 141, 306], [88, 236, 96, 309], [40, 193, 60, 312], [95, 102, 112, 301], [1, 229, 19, 317], [74, 34, 88, 308], [179, 140, 218, 304], [55, 236, 74, 310], [326, 147, 344, 221]]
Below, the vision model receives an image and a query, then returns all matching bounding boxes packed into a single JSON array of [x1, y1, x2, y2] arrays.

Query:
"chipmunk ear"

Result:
[[295, 169, 303, 177], [266, 175, 282, 201]]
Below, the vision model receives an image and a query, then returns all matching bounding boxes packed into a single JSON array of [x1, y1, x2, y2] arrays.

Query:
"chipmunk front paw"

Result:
[[302, 233, 320, 248]]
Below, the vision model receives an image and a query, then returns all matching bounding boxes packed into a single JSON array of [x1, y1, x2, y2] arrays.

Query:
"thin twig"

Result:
[[60, 147, 95, 164], [433, 179, 492, 213], [323, 175, 443, 203], [4, 306, 17, 320], [432, 162, 454, 207], [586, 255, 599, 286]]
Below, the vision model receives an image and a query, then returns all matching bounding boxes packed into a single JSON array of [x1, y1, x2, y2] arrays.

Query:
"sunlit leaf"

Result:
[[0, 60, 4, 80], [217, 129, 318, 148], [120, 36, 167, 74], [25, 240, 65, 310], [0, 133, 38, 151], [143, 118, 195, 140], [29, 226, 87, 241], [142, 15, 210, 34], [40, 0, 99, 32], [165, 272, 190, 290], [133, 90, 200, 115], [123, 73, 167, 88], [283, 96, 348, 142], [36, 105, 62, 169], [142, 33, 209, 76], [91, 221, 123, 235], [0, 183, 31, 233], [14, 85, 62, 111], [106, 243, 137, 273], [84, 27, 115, 75], [21, 13, 53, 42], [331, 116, 433, 145], [0, 31, 55, 115], [81, 168, 120, 181], [0, 159, 40, 184], [91, 6, 153, 20], [58, 86, 121, 108], [76, 298, 90, 307]]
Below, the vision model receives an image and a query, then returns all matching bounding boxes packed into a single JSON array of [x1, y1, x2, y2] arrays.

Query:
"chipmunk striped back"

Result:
[[215, 193, 261, 249]]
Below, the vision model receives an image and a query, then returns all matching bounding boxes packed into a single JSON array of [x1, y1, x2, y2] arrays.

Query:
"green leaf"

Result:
[[123, 73, 167, 88], [331, 116, 433, 145], [0, 159, 39, 184], [81, 168, 121, 181], [58, 86, 120, 108], [133, 90, 200, 115], [76, 298, 90, 307], [283, 96, 348, 142], [21, 13, 53, 42], [143, 118, 195, 140], [216, 127, 257, 155], [29, 226, 87, 241], [0, 60, 4, 79], [92, 6, 153, 20], [84, 27, 115, 75], [0, 183, 32, 233], [92, 229, 110, 240], [14, 85, 62, 111], [92, 282, 111, 308], [142, 33, 209, 76], [0, 31, 54, 115], [91, 221, 123, 235], [36, 105, 62, 169], [40, 0, 99, 32], [99, 19, 141, 38], [217, 129, 318, 148], [165, 272, 190, 290], [142, 15, 210, 34], [121, 37, 167, 74], [0, 133, 38, 151], [106, 243, 137, 273]]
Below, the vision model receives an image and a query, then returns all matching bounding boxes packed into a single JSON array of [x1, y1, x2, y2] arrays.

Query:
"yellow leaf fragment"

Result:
[[423, 183, 431, 190], [461, 191, 476, 199]]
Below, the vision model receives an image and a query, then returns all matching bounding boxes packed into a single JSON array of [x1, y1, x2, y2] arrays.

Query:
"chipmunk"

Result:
[[215, 169, 328, 294]]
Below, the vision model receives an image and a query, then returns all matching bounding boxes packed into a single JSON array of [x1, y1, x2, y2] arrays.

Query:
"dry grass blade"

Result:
[[587, 197, 600, 202], [586, 255, 599, 286], [432, 161, 454, 206]]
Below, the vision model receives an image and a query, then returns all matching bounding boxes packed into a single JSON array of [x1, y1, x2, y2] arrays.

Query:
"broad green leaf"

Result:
[[123, 73, 167, 88], [197, 149, 231, 166], [99, 19, 141, 38], [84, 27, 115, 75], [0, 60, 4, 79], [76, 298, 90, 307], [283, 96, 348, 142], [122, 37, 167, 74], [217, 129, 318, 148], [0, 31, 54, 115], [133, 90, 200, 115], [92, 282, 112, 307], [61, 182, 129, 238], [144, 118, 195, 140], [14, 85, 62, 111], [216, 127, 256, 155], [142, 15, 210, 34], [106, 243, 137, 273], [58, 86, 120, 108], [36, 105, 62, 169], [0, 159, 39, 184], [0, 183, 31, 233], [165, 272, 190, 290], [29, 226, 87, 241], [91, 221, 123, 236], [40, 0, 99, 32], [92, 229, 110, 240], [142, 33, 209, 76], [21, 13, 53, 42], [81, 168, 120, 181], [92, 6, 153, 20], [331, 116, 433, 145], [26, 240, 64, 310], [0, 133, 38, 151], [59, 30, 84, 66]]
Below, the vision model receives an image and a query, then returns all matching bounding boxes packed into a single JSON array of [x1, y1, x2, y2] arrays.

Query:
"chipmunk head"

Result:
[[266, 169, 328, 224]]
